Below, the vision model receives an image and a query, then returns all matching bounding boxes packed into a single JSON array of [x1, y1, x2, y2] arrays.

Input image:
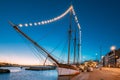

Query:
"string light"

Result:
[[77, 23, 80, 29], [34, 22, 37, 26], [41, 21, 45, 24], [29, 23, 32, 26], [25, 23, 28, 27], [18, 5, 81, 30], [71, 7, 81, 30], [47, 20, 50, 23], [19, 24, 23, 27], [18, 5, 73, 27], [38, 22, 41, 25], [72, 8, 76, 16]]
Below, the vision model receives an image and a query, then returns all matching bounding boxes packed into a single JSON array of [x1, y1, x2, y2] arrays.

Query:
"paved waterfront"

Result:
[[71, 67, 120, 80]]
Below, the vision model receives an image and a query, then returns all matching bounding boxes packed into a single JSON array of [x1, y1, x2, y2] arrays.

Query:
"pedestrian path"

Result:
[[71, 72, 89, 80], [71, 68, 120, 80], [102, 67, 120, 74]]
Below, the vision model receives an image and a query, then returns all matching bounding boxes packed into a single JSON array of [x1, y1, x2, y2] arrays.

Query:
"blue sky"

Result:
[[0, 0, 120, 65]]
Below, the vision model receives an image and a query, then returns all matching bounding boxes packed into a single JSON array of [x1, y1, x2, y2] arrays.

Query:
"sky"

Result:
[[0, 0, 120, 65]]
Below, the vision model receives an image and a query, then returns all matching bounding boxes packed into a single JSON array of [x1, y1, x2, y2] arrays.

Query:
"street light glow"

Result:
[[110, 46, 116, 51], [101, 56, 104, 59]]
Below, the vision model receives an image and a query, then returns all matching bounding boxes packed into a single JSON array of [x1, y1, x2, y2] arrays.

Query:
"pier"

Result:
[[0, 69, 10, 73], [25, 66, 56, 71]]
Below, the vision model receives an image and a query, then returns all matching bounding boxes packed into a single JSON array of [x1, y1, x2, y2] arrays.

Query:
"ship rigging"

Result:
[[9, 5, 81, 76]]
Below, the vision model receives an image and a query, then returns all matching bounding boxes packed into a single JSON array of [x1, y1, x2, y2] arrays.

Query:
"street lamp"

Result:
[[110, 46, 116, 51], [110, 46, 116, 67], [96, 53, 98, 62], [101, 56, 104, 59]]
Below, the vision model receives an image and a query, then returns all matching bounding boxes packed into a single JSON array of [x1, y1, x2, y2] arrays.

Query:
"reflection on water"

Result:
[[0, 67, 58, 80]]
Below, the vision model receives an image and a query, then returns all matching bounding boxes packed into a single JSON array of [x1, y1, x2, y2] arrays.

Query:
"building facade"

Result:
[[103, 49, 120, 68]]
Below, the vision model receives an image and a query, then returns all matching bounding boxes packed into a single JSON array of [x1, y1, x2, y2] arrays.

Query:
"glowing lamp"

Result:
[[19, 24, 23, 27], [110, 46, 116, 51], [25, 23, 28, 27]]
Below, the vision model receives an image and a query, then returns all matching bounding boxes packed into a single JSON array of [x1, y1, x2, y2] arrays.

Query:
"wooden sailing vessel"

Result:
[[9, 5, 81, 76]]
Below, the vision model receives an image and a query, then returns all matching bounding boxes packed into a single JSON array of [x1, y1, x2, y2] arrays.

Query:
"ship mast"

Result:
[[78, 30, 81, 64], [68, 8, 72, 64], [73, 29, 76, 64]]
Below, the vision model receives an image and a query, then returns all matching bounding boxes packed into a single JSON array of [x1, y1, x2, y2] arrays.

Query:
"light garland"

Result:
[[18, 5, 81, 30], [72, 7, 81, 30], [18, 6, 72, 27], [17, 5, 82, 63]]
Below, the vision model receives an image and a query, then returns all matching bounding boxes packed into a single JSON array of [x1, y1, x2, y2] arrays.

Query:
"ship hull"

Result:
[[57, 67, 80, 76]]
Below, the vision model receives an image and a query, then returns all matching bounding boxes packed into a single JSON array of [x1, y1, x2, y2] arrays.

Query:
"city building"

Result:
[[102, 49, 120, 68]]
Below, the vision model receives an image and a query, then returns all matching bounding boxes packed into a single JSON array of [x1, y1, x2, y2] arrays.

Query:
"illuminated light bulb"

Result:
[[51, 19, 54, 21], [29, 23, 32, 26], [110, 46, 116, 51], [77, 23, 80, 29], [57, 16, 61, 19], [25, 23, 28, 27], [54, 18, 57, 21], [69, 6, 72, 11], [60, 14, 64, 18], [44, 21, 47, 24], [72, 9, 76, 16], [41, 21, 45, 24], [47, 20, 50, 23], [19, 24, 23, 27], [34, 22, 37, 26], [50, 19, 53, 22], [38, 22, 41, 25], [49, 20, 51, 22], [75, 16, 78, 21]]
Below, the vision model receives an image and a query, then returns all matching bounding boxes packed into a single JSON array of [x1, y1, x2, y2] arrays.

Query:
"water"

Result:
[[0, 67, 58, 80]]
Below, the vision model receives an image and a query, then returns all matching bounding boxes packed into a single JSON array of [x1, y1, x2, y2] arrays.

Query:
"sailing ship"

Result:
[[9, 5, 81, 76]]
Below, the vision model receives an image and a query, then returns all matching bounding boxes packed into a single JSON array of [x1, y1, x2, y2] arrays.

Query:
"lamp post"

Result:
[[110, 46, 116, 67], [96, 53, 98, 62]]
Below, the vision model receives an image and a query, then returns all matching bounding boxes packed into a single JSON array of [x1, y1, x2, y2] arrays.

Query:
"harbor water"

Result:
[[0, 67, 58, 80]]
